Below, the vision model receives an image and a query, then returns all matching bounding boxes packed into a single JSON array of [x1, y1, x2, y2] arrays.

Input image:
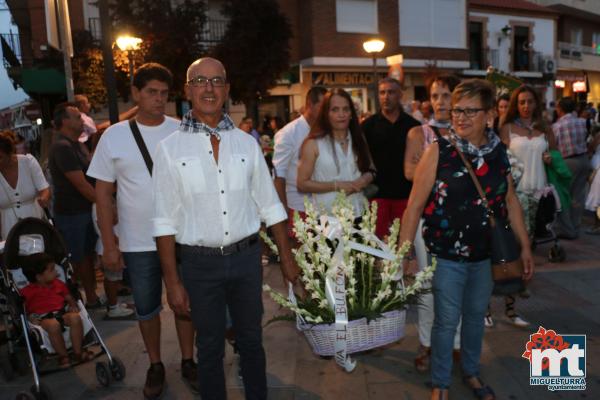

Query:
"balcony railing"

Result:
[[1, 33, 22, 66], [469, 48, 499, 70], [88, 17, 102, 42], [199, 18, 228, 45], [558, 41, 600, 60]]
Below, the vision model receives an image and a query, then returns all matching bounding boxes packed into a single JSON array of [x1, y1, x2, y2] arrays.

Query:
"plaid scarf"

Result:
[[449, 127, 501, 169], [180, 110, 235, 141]]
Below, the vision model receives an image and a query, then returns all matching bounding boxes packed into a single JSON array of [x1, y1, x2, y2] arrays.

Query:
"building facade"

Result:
[[270, 0, 470, 117], [535, 2, 600, 105], [466, 0, 558, 105]]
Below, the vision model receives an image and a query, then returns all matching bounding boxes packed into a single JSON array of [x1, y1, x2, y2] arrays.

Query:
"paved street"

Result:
[[1, 220, 599, 400]]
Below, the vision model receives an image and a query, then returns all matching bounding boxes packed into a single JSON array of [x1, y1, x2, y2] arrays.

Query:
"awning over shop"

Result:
[[21, 68, 66, 95]]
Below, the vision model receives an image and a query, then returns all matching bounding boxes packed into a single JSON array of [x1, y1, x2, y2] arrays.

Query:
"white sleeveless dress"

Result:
[[508, 131, 548, 193], [311, 135, 366, 216]]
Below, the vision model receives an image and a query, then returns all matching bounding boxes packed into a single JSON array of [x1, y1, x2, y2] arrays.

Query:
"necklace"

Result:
[[333, 132, 349, 146], [514, 118, 535, 137]]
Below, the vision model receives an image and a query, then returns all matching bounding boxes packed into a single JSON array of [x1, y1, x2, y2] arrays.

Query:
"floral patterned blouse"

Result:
[[422, 136, 511, 262]]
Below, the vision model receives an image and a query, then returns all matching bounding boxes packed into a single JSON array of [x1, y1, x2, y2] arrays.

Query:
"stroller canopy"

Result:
[[3, 217, 68, 271]]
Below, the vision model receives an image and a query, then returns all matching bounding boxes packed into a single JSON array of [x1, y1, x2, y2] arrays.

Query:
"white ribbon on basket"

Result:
[[289, 215, 399, 372]]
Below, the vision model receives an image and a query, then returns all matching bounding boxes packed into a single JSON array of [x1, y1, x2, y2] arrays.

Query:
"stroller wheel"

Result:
[[109, 356, 126, 381], [549, 245, 566, 263], [29, 383, 52, 400], [96, 361, 111, 387]]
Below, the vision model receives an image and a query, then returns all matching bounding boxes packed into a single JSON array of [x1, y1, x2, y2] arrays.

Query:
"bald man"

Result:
[[152, 58, 299, 400]]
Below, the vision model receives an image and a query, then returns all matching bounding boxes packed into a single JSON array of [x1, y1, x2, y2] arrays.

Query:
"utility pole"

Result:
[[56, 0, 74, 101], [98, 0, 119, 124]]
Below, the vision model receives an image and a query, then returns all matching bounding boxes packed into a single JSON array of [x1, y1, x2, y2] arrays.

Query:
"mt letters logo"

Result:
[[522, 326, 586, 391]]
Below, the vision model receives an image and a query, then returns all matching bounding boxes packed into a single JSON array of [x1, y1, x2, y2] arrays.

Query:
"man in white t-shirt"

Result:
[[272, 85, 326, 233], [87, 63, 197, 399]]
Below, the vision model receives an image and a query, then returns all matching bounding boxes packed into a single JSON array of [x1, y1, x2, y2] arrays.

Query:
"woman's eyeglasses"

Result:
[[450, 108, 486, 118]]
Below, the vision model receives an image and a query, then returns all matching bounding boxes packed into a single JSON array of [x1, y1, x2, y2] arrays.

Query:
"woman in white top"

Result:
[[297, 89, 374, 217], [0, 130, 50, 240], [496, 85, 556, 329], [499, 85, 557, 235], [585, 134, 600, 234], [404, 75, 462, 374]]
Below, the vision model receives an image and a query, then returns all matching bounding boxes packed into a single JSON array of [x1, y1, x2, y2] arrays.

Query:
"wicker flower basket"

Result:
[[297, 309, 406, 356]]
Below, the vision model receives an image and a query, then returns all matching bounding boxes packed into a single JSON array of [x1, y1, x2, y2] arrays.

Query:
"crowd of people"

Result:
[[1, 56, 599, 400]]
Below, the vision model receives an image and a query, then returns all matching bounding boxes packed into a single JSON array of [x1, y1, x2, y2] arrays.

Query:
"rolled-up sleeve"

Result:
[[152, 141, 181, 237], [250, 142, 286, 227], [272, 129, 292, 179]]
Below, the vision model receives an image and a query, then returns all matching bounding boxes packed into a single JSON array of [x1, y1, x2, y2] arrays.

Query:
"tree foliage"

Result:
[[110, 0, 207, 94], [212, 0, 292, 114], [71, 31, 107, 108], [71, 30, 145, 107]]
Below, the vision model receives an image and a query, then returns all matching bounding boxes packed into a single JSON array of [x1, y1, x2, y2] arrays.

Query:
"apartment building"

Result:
[[463, 0, 558, 105], [270, 0, 470, 117], [533, 1, 600, 104]]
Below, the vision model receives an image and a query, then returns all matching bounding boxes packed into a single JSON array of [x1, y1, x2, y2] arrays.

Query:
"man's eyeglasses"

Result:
[[450, 108, 486, 118], [187, 76, 227, 87]]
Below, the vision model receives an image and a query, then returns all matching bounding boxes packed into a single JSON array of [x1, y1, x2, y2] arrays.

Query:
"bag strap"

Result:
[[430, 125, 443, 140], [129, 119, 153, 176], [449, 138, 497, 227]]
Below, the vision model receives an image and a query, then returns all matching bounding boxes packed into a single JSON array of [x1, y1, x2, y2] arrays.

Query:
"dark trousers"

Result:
[[180, 241, 266, 400]]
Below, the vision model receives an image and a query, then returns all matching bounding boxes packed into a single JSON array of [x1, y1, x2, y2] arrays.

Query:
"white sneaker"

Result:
[[484, 315, 494, 328], [509, 315, 530, 328], [106, 303, 135, 319]]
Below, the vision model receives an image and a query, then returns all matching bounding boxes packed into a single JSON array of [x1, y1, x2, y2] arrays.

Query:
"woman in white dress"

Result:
[[297, 89, 375, 217], [500, 85, 557, 234], [585, 134, 600, 234], [496, 85, 557, 329], [404, 75, 462, 374], [0, 130, 50, 240]]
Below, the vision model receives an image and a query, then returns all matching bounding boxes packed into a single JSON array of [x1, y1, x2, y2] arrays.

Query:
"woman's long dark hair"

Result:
[[501, 84, 549, 132], [305, 89, 371, 173]]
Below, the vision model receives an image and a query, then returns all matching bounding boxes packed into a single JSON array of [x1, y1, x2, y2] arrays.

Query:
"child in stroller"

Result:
[[20, 252, 93, 368]]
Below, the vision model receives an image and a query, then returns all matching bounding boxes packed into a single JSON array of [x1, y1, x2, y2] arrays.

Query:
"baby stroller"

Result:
[[532, 187, 566, 262], [0, 217, 125, 400]]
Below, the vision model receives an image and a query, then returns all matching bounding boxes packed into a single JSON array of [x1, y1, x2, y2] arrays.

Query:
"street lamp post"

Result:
[[363, 39, 385, 112], [116, 35, 143, 88]]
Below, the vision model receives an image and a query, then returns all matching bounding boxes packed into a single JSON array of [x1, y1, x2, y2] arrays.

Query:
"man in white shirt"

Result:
[[87, 63, 197, 399], [272, 85, 326, 231], [153, 57, 299, 400]]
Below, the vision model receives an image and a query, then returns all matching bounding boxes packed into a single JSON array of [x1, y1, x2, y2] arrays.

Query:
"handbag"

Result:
[[450, 140, 524, 282]]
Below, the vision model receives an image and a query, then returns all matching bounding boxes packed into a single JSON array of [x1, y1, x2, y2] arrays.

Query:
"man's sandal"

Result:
[[463, 376, 495, 400]]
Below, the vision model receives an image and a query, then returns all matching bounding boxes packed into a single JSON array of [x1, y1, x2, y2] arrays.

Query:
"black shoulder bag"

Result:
[[129, 119, 185, 271], [129, 119, 153, 176], [450, 139, 524, 283]]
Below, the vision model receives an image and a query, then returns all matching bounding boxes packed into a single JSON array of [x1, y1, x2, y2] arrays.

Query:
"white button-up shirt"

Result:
[[272, 115, 310, 211], [152, 122, 286, 247]]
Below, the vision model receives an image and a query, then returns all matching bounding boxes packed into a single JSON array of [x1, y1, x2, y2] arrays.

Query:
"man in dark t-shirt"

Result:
[[48, 103, 101, 308], [362, 77, 420, 238]]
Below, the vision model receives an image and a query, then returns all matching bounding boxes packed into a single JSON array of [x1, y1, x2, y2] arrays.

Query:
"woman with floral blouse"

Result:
[[399, 79, 534, 400]]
